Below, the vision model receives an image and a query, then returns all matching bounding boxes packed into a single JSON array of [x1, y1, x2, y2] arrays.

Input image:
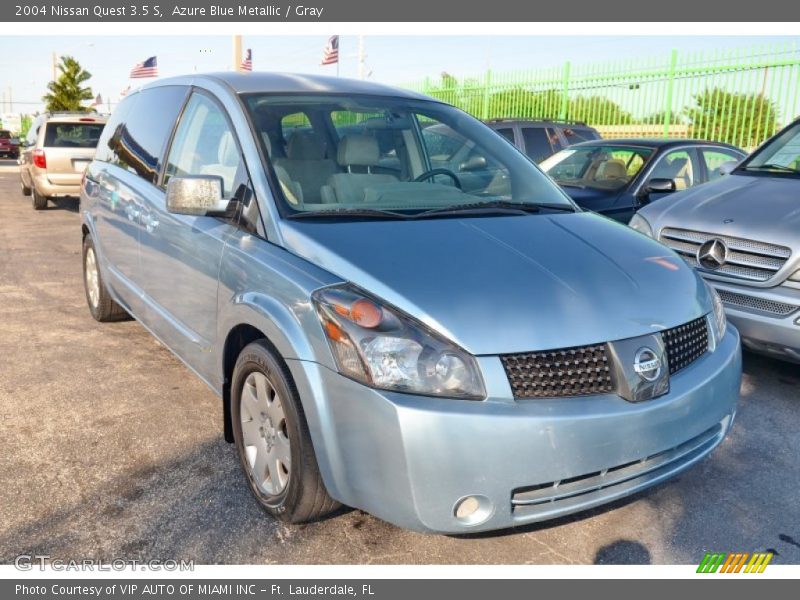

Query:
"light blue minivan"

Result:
[[80, 73, 741, 533]]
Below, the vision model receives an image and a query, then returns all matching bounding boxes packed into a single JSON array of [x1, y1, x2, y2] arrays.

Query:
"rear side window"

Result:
[[95, 95, 137, 164], [43, 123, 104, 148], [107, 86, 188, 183], [521, 127, 556, 162], [562, 127, 600, 144]]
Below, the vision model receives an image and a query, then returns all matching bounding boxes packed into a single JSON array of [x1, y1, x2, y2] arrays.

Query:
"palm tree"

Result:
[[42, 56, 94, 112]]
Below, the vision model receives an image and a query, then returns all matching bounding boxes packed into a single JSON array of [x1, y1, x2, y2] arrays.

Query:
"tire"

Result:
[[20, 177, 31, 196], [231, 341, 339, 523], [32, 187, 47, 210], [82, 235, 129, 322]]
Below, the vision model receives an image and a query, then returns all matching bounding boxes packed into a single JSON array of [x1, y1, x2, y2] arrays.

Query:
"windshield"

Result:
[[741, 120, 800, 174], [541, 145, 654, 191], [244, 94, 574, 216]]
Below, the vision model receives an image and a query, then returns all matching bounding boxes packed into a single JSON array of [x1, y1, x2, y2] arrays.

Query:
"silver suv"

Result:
[[632, 119, 800, 364], [19, 112, 107, 210]]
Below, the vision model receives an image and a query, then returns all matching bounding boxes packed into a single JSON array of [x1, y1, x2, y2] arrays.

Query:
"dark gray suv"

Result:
[[486, 118, 601, 163]]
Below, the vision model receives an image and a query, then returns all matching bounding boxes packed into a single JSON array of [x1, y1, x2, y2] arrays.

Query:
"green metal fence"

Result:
[[405, 42, 800, 150]]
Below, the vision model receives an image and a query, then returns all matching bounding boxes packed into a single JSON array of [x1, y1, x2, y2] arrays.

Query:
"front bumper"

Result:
[[288, 326, 741, 533], [709, 280, 800, 363]]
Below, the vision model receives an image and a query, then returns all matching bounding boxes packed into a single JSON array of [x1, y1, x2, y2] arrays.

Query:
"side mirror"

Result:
[[165, 176, 229, 216], [459, 155, 488, 172], [643, 178, 676, 195], [718, 160, 738, 176]]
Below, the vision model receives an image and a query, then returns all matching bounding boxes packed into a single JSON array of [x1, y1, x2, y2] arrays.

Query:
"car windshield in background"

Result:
[[244, 93, 573, 216], [541, 145, 655, 191], [740, 121, 800, 175], [0, 130, 10, 139], [44, 123, 105, 148]]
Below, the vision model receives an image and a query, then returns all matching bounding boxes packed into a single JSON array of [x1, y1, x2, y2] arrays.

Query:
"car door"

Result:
[[138, 90, 246, 383]]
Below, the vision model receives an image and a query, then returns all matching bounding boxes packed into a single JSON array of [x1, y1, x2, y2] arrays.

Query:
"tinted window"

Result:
[[111, 86, 187, 183], [521, 127, 555, 162], [164, 93, 241, 197], [495, 127, 515, 144], [94, 95, 137, 163], [43, 123, 104, 148], [562, 127, 599, 144], [0, 130, 10, 139]]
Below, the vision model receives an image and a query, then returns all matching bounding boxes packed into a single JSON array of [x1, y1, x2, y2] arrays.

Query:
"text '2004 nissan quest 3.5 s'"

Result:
[[80, 73, 741, 533]]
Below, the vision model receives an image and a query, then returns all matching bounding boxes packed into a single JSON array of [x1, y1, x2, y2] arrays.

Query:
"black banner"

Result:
[[3, 0, 800, 22]]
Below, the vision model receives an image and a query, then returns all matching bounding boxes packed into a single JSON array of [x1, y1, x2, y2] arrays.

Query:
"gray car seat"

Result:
[[321, 135, 399, 204], [273, 131, 338, 203]]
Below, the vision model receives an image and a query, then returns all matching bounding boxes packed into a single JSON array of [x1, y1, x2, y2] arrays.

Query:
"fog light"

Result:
[[453, 495, 493, 526]]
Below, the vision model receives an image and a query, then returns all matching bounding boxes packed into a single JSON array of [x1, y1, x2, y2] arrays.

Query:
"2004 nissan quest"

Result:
[[80, 73, 741, 533]]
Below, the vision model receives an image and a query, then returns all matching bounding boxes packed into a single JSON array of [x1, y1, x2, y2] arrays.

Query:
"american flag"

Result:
[[130, 56, 158, 78], [240, 48, 252, 72], [321, 36, 339, 66]]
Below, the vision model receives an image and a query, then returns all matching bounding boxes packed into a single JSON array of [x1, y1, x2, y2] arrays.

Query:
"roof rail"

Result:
[[486, 117, 589, 127]]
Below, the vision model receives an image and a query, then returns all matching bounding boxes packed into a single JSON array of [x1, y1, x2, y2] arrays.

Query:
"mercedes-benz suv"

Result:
[[632, 118, 800, 364]]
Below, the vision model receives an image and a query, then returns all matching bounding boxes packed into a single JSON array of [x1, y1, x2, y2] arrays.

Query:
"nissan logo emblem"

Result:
[[697, 238, 728, 270], [633, 347, 662, 382]]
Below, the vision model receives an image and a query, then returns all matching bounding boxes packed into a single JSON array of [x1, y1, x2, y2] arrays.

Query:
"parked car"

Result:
[[80, 73, 740, 534], [19, 112, 107, 210], [0, 129, 19, 158], [632, 119, 800, 364], [540, 139, 746, 223], [485, 118, 601, 163]]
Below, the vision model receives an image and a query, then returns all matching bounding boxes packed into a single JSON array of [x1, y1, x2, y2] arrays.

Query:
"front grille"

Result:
[[511, 423, 723, 518], [717, 289, 799, 317], [662, 317, 709, 375], [501, 344, 613, 399], [659, 228, 791, 282]]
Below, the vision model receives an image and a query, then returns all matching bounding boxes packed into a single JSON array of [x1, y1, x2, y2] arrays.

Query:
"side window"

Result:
[[94, 95, 137, 163], [702, 148, 742, 182], [495, 127, 515, 145], [648, 149, 696, 190], [113, 86, 187, 183], [562, 127, 599, 145], [164, 93, 241, 198], [520, 127, 555, 163]]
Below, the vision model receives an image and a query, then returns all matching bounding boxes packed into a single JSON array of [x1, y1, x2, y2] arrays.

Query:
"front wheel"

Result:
[[232, 341, 340, 523]]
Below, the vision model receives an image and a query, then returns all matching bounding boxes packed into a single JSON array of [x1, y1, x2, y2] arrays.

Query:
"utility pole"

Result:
[[357, 36, 365, 80], [232, 35, 242, 72], [8, 86, 12, 112], [52, 52, 58, 81]]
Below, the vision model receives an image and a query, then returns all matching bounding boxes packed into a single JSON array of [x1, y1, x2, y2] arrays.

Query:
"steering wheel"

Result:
[[413, 168, 462, 189]]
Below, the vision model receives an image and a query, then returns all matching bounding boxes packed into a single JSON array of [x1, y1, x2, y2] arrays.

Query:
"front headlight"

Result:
[[629, 213, 654, 237], [707, 283, 727, 342], [312, 284, 485, 399]]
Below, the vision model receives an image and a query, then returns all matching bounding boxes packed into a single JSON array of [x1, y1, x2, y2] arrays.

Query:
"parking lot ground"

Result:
[[0, 159, 799, 565]]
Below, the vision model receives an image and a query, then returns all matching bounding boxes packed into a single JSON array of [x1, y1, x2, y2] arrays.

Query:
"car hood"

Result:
[[280, 213, 710, 355], [640, 174, 800, 249]]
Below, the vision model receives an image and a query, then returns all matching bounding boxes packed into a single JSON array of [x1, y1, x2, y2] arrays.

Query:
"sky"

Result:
[[0, 35, 798, 114]]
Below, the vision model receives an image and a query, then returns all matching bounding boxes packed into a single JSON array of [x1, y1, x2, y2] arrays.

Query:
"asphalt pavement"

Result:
[[0, 159, 798, 565]]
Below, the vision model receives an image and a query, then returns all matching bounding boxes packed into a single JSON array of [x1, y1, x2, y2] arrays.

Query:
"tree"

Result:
[[568, 96, 633, 125], [42, 56, 94, 112], [687, 88, 779, 147]]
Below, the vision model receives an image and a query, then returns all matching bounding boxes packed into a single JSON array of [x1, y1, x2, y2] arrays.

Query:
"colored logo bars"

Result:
[[697, 552, 773, 573]]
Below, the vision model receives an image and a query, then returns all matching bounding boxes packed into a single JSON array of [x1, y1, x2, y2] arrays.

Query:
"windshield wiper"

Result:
[[413, 200, 575, 219], [287, 208, 409, 220], [741, 163, 800, 173]]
